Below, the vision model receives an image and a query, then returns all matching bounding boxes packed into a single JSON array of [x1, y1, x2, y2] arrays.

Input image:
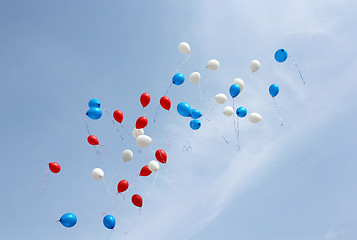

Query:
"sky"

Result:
[[0, 0, 357, 239]]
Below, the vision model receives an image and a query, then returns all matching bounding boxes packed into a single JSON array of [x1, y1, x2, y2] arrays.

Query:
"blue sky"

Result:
[[0, 0, 357, 239]]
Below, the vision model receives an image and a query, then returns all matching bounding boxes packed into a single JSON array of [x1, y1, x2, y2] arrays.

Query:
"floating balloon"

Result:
[[250, 60, 260, 72], [49, 162, 61, 173], [132, 128, 144, 138], [178, 42, 190, 54], [122, 149, 133, 162], [177, 102, 192, 117], [236, 107, 247, 118], [92, 168, 104, 180], [269, 84, 279, 97], [117, 180, 129, 193], [87, 135, 99, 146], [233, 78, 244, 92], [131, 194, 143, 207], [248, 113, 262, 123], [140, 165, 152, 176], [86, 107, 102, 120], [206, 59, 220, 70], [136, 135, 152, 147], [113, 110, 123, 123], [160, 96, 171, 110], [214, 94, 227, 104], [191, 109, 202, 119], [190, 119, 201, 130], [140, 93, 151, 108], [189, 72, 201, 83], [148, 160, 160, 172], [155, 149, 167, 164], [59, 213, 77, 228], [274, 49, 288, 63], [103, 215, 116, 230], [172, 73, 185, 85], [229, 84, 240, 98], [88, 99, 101, 108], [223, 106, 234, 116], [136, 116, 148, 129]]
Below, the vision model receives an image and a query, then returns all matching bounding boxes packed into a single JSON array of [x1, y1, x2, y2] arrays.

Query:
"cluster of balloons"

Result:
[[86, 99, 102, 120], [177, 102, 202, 130]]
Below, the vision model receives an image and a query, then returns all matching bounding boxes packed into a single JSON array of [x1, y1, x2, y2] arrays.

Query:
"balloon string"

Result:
[[145, 171, 159, 198], [93, 145, 101, 156], [237, 118, 241, 151], [86, 121, 91, 135], [182, 131, 194, 151], [106, 230, 114, 240], [175, 54, 190, 73], [272, 98, 284, 127], [203, 116, 229, 144], [124, 208, 142, 236], [99, 144, 112, 160], [232, 99, 240, 151], [112, 120, 124, 140], [103, 178, 114, 198], [168, 110, 172, 147], [165, 164, 177, 188], [41, 168, 48, 193], [102, 194, 118, 216], [289, 55, 305, 85]]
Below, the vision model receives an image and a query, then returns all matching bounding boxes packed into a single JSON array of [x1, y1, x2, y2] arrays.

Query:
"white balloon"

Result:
[[136, 135, 152, 148], [132, 128, 144, 138], [250, 60, 260, 72], [206, 59, 220, 71], [248, 113, 262, 123], [189, 72, 201, 83], [178, 42, 190, 54], [223, 106, 234, 117], [233, 78, 244, 92], [214, 94, 227, 104], [92, 168, 104, 180], [122, 149, 133, 162], [148, 160, 160, 172]]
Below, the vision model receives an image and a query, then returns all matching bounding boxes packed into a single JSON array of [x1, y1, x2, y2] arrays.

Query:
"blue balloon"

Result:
[[191, 109, 202, 119], [59, 213, 77, 228], [172, 73, 185, 85], [229, 84, 240, 98], [88, 99, 101, 108], [177, 102, 192, 117], [274, 49, 288, 63], [236, 107, 247, 118], [269, 84, 279, 97], [190, 119, 201, 130], [103, 215, 116, 229], [86, 107, 102, 120]]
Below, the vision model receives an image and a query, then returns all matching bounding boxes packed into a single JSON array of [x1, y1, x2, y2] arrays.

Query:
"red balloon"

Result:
[[160, 96, 171, 111], [136, 116, 148, 129], [140, 165, 152, 176], [131, 194, 143, 207], [49, 162, 61, 173], [113, 110, 124, 123], [140, 93, 151, 108], [155, 149, 167, 164], [117, 180, 129, 193], [87, 135, 99, 145]]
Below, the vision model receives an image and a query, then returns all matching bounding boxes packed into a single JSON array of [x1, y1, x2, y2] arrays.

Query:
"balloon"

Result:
[[214, 94, 227, 104], [206, 59, 219, 70], [148, 160, 160, 172], [236, 107, 247, 118], [223, 106, 234, 116], [274, 49, 288, 63], [113, 110, 123, 123], [136, 135, 152, 147], [155, 149, 167, 164], [190, 119, 201, 130], [189, 72, 201, 83], [172, 73, 185, 85], [233, 78, 244, 92], [88, 99, 101, 108], [131, 194, 143, 207], [248, 113, 262, 123], [229, 84, 240, 98], [103, 215, 116, 230], [132, 128, 144, 138], [136, 116, 148, 129], [250, 60, 260, 72], [86, 107, 102, 120], [191, 109, 202, 119], [117, 180, 129, 193], [178, 42, 190, 54], [177, 102, 192, 117], [49, 162, 61, 173], [59, 213, 77, 228], [87, 135, 99, 145], [269, 84, 279, 97], [140, 93, 151, 108], [92, 168, 104, 180], [140, 165, 152, 176], [160, 96, 171, 110], [122, 149, 133, 162]]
